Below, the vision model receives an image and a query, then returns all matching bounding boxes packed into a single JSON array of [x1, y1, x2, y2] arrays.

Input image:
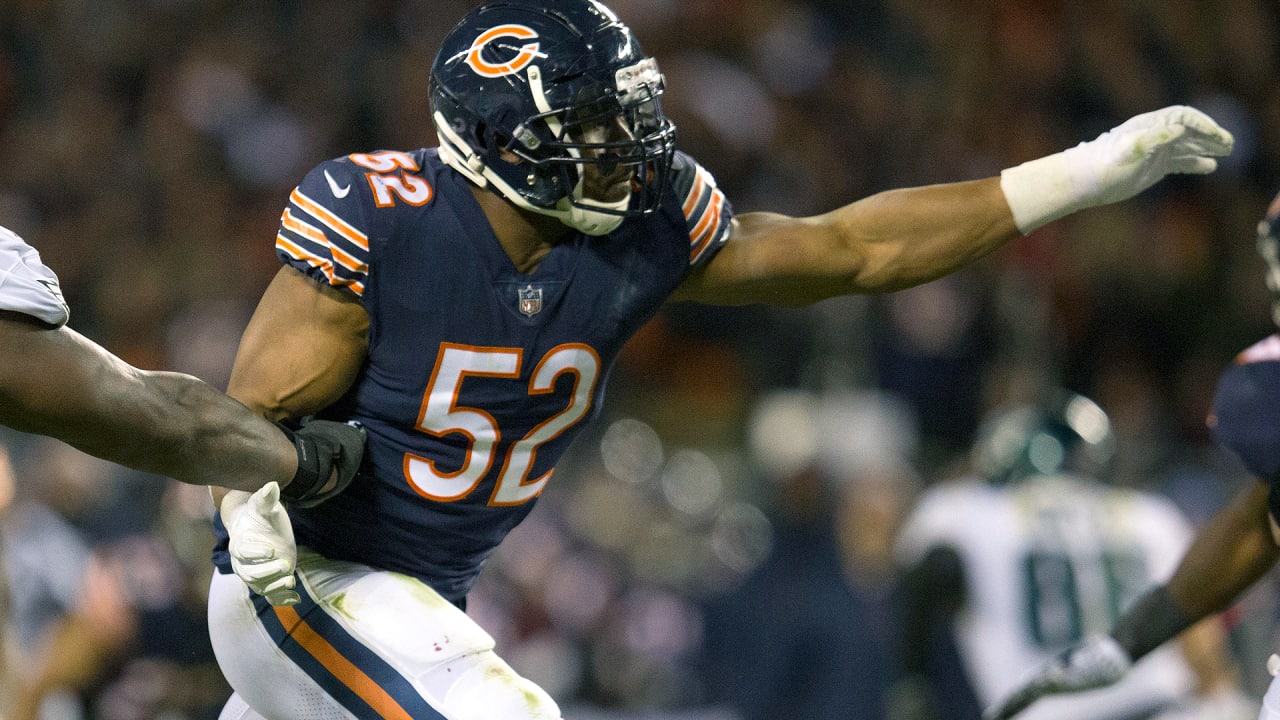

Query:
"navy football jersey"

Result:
[[214, 148, 731, 603]]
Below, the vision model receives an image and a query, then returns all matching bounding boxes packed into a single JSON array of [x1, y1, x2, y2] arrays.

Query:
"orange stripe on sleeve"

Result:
[[327, 242, 368, 276], [273, 606, 416, 720], [276, 234, 367, 296], [682, 169, 708, 217], [282, 209, 329, 245], [291, 189, 371, 251], [277, 234, 336, 284], [282, 209, 368, 275], [689, 190, 724, 263], [688, 187, 723, 246]]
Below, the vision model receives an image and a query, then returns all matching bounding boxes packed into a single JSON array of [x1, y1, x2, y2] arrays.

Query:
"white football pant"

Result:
[[208, 548, 562, 720]]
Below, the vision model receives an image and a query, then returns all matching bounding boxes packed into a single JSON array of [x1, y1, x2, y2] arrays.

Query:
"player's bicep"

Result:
[[228, 266, 369, 420], [0, 315, 166, 460], [672, 211, 864, 307], [0, 315, 121, 425]]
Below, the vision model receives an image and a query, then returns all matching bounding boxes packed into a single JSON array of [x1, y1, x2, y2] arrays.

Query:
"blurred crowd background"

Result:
[[0, 1, 1277, 719]]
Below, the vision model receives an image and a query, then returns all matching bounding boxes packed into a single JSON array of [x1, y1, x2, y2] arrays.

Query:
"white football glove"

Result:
[[221, 482, 300, 606], [1000, 105, 1234, 234], [984, 634, 1133, 720]]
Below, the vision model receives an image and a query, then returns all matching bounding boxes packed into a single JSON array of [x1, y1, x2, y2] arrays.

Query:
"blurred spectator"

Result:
[[701, 389, 920, 720], [8, 480, 228, 720]]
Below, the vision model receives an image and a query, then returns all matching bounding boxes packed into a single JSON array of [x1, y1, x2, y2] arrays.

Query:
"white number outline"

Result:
[[404, 342, 601, 506], [349, 151, 433, 208]]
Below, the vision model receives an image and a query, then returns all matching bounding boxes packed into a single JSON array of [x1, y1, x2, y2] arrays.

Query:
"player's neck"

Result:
[[470, 185, 570, 274]]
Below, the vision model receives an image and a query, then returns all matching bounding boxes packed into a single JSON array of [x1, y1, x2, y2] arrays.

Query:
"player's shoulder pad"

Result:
[[1210, 336, 1280, 480], [276, 154, 395, 299], [0, 226, 69, 326], [894, 477, 986, 562], [296, 149, 436, 215]]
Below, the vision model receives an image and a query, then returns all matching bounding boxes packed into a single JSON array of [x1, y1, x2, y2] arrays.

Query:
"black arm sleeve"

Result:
[[1109, 585, 1194, 662]]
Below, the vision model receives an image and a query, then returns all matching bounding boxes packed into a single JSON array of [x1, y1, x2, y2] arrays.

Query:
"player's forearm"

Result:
[[128, 370, 297, 488], [1112, 481, 1277, 661], [1165, 480, 1278, 619], [825, 177, 1020, 294], [5, 332, 297, 489], [0, 324, 290, 488], [38, 363, 295, 490]]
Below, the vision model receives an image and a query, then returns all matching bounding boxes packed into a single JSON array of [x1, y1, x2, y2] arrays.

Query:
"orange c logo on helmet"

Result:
[[465, 25, 541, 78]]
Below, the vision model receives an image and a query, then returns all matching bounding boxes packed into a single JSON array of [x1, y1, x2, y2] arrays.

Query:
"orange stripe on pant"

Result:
[[274, 605, 417, 720]]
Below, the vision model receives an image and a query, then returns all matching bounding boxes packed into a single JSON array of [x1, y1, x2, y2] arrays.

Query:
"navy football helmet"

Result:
[[429, 0, 677, 235], [971, 390, 1117, 485]]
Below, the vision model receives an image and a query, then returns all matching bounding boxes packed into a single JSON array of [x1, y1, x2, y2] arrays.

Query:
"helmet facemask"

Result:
[[1257, 193, 1280, 327], [434, 55, 675, 236]]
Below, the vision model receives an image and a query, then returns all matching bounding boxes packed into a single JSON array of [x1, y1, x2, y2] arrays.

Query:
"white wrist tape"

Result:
[[1000, 148, 1095, 235]]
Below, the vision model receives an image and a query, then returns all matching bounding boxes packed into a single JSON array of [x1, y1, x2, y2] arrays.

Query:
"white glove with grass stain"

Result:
[[222, 481, 300, 606]]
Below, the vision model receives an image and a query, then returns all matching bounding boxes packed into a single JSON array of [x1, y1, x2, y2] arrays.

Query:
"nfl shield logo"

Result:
[[518, 285, 543, 317]]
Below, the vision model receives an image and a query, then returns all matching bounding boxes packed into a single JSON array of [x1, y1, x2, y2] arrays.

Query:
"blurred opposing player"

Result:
[[206, 1, 1235, 718], [0, 224, 363, 502], [895, 391, 1254, 720], [984, 191, 1280, 720]]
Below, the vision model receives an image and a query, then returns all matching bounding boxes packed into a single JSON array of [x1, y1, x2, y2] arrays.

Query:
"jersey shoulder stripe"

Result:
[[275, 161, 375, 298], [289, 189, 370, 253], [668, 152, 732, 267]]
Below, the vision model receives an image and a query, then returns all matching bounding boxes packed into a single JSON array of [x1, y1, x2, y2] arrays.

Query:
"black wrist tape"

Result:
[[278, 422, 327, 504], [1109, 585, 1194, 661]]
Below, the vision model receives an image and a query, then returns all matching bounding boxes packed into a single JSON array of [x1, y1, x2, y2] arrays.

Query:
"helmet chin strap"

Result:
[[434, 110, 628, 236], [556, 175, 628, 235]]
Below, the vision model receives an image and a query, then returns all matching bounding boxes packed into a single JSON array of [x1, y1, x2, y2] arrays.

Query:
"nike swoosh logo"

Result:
[[324, 169, 351, 198]]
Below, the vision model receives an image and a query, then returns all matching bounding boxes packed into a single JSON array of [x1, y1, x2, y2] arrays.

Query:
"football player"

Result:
[[0, 224, 363, 505], [207, 1, 1235, 719], [984, 191, 1280, 720], [895, 392, 1254, 720]]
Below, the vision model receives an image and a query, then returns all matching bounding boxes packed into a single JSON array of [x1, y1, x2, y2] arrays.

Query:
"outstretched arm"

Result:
[[0, 311, 296, 489], [674, 106, 1233, 307], [0, 309, 365, 504], [674, 178, 1016, 306]]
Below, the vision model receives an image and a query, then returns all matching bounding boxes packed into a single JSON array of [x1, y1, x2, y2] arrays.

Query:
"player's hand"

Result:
[[223, 482, 299, 606], [1001, 105, 1234, 233], [983, 634, 1132, 720], [1075, 105, 1233, 205], [279, 419, 366, 508]]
